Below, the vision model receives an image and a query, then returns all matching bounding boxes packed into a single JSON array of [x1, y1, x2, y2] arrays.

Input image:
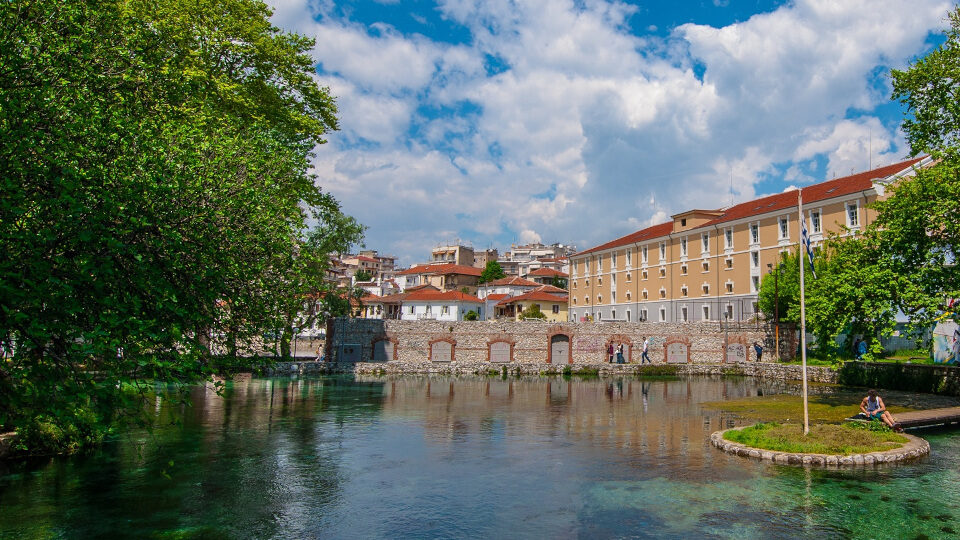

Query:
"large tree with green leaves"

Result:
[[0, 0, 359, 453], [479, 260, 506, 283]]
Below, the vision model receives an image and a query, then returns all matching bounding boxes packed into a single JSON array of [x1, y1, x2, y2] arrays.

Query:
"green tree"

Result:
[[551, 276, 568, 290], [519, 304, 547, 320], [354, 269, 373, 282], [479, 260, 506, 283], [0, 0, 355, 453], [463, 310, 479, 321], [757, 251, 800, 324]]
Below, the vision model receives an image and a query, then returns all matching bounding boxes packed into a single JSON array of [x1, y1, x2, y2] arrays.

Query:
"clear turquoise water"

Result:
[[1, 375, 960, 539]]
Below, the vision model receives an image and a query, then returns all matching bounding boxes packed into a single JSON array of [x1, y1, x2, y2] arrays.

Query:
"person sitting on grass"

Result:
[[860, 389, 902, 432]]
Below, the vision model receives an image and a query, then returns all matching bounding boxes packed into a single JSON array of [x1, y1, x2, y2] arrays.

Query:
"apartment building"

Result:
[[431, 244, 475, 266], [567, 157, 931, 323]]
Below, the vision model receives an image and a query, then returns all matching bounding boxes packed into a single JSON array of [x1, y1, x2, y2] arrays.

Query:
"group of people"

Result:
[[606, 337, 652, 364]]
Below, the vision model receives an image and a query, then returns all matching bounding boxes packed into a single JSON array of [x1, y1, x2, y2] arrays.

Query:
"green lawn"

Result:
[[724, 422, 907, 455]]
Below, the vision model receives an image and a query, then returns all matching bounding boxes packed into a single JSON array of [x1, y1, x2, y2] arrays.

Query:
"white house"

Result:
[[476, 276, 541, 299], [400, 290, 484, 321]]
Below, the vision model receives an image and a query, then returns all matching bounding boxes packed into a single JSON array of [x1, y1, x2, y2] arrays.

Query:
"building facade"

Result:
[[567, 157, 931, 323]]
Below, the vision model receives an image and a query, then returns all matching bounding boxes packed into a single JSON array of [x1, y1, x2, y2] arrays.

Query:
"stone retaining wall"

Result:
[[711, 427, 930, 466], [326, 318, 772, 367]]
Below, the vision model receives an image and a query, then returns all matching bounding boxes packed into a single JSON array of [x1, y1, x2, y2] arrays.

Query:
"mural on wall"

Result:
[[933, 320, 960, 364]]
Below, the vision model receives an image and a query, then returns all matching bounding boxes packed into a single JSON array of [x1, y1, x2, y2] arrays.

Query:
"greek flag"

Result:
[[801, 216, 817, 279]]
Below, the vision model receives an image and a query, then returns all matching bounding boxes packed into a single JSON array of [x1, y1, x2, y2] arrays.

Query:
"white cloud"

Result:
[[267, 0, 950, 265]]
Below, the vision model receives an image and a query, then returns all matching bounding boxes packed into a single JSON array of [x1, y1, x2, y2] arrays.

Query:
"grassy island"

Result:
[[724, 422, 908, 455]]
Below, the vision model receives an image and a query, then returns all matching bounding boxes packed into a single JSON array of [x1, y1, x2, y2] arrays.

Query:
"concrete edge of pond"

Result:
[[710, 427, 930, 467]]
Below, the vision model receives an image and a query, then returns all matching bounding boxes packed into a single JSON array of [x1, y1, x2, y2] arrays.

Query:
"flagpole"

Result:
[[798, 190, 810, 436]]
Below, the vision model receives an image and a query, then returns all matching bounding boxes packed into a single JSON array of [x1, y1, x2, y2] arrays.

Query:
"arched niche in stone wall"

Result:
[[372, 336, 397, 363], [429, 337, 455, 363], [487, 337, 515, 363], [724, 335, 749, 363], [664, 336, 691, 364], [604, 334, 634, 363]]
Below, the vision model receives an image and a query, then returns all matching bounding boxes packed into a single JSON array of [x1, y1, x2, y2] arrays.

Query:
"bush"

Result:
[[12, 410, 107, 457]]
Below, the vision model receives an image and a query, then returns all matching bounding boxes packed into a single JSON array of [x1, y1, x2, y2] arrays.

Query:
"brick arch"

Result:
[[663, 336, 692, 364], [605, 334, 634, 363], [428, 336, 456, 363], [370, 335, 398, 362], [546, 325, 574, 364], [486, 336, 516, 363], [723, 334, 749, 363]]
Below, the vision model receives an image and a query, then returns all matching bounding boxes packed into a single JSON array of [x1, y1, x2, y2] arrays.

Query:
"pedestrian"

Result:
[[856, 338, 867, 360], [607, 343, 615, 363], [753, 341, 763, 362], [616, 342, 625, 364], [641, 336, 651, 364], [859, 389, 902, 431]]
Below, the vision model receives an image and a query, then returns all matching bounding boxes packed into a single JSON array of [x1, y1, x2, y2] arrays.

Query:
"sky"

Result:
[[266, 0, 952, 266]]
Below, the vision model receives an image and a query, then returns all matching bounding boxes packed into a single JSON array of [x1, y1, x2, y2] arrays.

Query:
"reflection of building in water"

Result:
[[362, 376, 769, 464]]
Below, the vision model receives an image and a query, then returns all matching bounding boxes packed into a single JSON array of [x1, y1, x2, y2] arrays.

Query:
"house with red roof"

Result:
[[526, 267, 569, 286], [495, 290, 569, 322], [396, 263, 483, 294], [568, 157, 933, 324], [399, 289, 485, 321]]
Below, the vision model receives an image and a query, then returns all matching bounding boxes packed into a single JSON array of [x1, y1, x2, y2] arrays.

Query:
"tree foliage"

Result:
[[479, 260, 506, 283], [519, 304, 547, 320], [0, 0, 359, 452], [757, 251, 800, 325], [354, 269, 373, 282], [551, 276, 568, 290]]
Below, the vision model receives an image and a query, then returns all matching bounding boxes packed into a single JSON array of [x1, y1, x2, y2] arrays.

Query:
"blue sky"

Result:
[[267, 0, 951, 266]]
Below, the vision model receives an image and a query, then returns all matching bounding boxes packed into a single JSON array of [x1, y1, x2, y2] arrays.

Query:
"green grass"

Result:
[[701, 393, 913, 424], [724, 422, 907, 455]]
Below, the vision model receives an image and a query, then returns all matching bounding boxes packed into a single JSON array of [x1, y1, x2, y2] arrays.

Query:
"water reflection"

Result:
[[0, 375, 959, 539]]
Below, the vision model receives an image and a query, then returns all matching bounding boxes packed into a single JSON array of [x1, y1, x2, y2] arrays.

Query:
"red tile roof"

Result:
[[579, 221, 674, 256], [485, 276, 541, 287], [528, 268, 568, 277], [534, 284, 568, 294], [497, 291, 569, 305], [404, 290, 483, 303], [405, 284, 440, 292], [704, 156, 927, 227], [576, 157, 928, 255], [485, 293, 510, 301]]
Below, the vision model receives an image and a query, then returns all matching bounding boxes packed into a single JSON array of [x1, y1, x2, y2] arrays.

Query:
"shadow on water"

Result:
[[1, 374, 960, 539]]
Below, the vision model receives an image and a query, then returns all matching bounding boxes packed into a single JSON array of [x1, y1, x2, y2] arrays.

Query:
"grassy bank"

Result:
[[702, 393, 913, 424], [724, 422, 908, 455]]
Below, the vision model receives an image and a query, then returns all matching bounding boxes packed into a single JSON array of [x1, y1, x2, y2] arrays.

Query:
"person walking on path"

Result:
[[616, 343, 625, 364], [754, 341, 763, 362], [607, 343, 615, 363], [641, 337, 651, 364], [860, 389, 902, 431]]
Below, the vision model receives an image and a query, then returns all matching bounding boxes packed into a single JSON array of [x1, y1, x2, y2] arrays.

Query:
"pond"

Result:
[[2, 375, 960, 539]]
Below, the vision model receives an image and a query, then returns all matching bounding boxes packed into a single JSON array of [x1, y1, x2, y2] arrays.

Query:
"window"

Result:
[[725, 282, 734, 293], [779, 216, 789, 239], [751, 251, 760, 268], [597, 295, 602, 303], [681, 218, 687, 226], [626, 249, 632, 266], [811, 210, 821, 234], [572, 281, 577, 289], [442, 305, 449, 314], [597, 312, 602, 320], [611, 310, 616, 320], [598, 277, 602, 286], [659, 242, 666, 261], [681, 237, 688, 256], [612, 251, 617, 268], [659, 267, 666, 278], [659, 288, 666, 299], [572, 260, 577, 276], [426, 305, 432, 314], [642, 289, 648, 299], [702, 305, 710, 320], [642, 246, 648, 264], [751, 276, 760, 293], [681, 307, 688, 322], [573, 298, 577, 305], [626, 310, 631, 322], [641, 309, 648, 321], [702, 233, 709, 253], [750, 223, 760, 244], [611, 290, 616, 302], [642, 270, 648, 280], [585, 278, 589, 287], [702, 261, 709, 272], [702, 284, 709, 295], [681, 286, 688, 297], [626, 291, 631, 300], [681, 264, 688, 275], [659, 307, 666, 322], [584, 296, 588, 304], [846, 202, 859, 227], [726, 304, 734, 319], [725, 258, 733, 269], [409, 306, 415, 314], [626, 273, 632, 282], [725, 228, 733, 249]]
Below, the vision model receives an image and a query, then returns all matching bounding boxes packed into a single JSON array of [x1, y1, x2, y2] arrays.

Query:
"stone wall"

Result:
[[326, 318, 771, 368]]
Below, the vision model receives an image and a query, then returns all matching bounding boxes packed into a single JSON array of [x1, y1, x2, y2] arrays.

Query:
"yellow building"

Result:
[[497, 290, 569, 322], [568, 157, 931, 323]]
